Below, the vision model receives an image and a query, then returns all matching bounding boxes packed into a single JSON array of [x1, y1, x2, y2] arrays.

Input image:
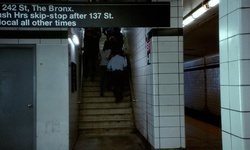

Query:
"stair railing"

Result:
[[125, 54, 137, 133], [125, 55, 136, 102]]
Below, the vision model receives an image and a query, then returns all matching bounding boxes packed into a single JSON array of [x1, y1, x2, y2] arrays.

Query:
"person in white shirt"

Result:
[[107, 48, 127, 103]]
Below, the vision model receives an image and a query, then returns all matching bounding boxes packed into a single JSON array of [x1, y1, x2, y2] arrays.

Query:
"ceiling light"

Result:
[[72, 35, 79, 45], [208, 0, 219, 7], [192, 6, 208, 19], [68, 38, 74, 45], [183, 16, 195, 26], [183, 0, 219, 27]]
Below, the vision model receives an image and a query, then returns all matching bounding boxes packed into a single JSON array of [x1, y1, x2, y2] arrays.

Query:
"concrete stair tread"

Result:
[[80, 102, 131, 109], [79, 73, 134, 137], [81, 91, 130, 97], [80, 108, 132, 115], [79, 115, 134, 122], [79, 122, 134, 129], [79, 128, 135, 136], [80, 97, 130, 102], [79, 120, 134, 124]]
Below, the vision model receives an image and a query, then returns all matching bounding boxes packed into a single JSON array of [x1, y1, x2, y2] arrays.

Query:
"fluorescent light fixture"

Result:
[[68, 38, 74, 45], [192, 6, 207, 18], [183, 0, 219, 27], [208, 0, 219, 7], [72, 35, 79, 45], [183, 16, 195, 26]]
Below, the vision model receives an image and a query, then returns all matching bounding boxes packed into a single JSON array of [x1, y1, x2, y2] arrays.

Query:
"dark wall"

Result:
[[184, 54, 221, 127]]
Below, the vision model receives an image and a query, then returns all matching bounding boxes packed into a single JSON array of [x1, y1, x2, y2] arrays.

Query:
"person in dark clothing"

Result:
[[99, 40, 111, 97], [107, 45, 127, 103], [82, 27, 101, 81], [103, 27, 124, 50], [102, 27, 115, 40], [110, 27, 124, 49]]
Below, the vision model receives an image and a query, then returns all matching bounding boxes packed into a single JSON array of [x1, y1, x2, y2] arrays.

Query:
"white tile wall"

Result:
[[228, 0, 239, 13], [219, 0, 228, 17], [18, 39, 40, 44], [220, 40, 228, 63], [239, 60, 250, 85], [0, 27, 80, 150], [228, 86, 250, 111], [220, 63, 229, 85], [126, 25, 185, 147], [220, 0, 250, 149], [227, 35, 250, 61], [232, 136, 250, 150], [158, 74, 179, 84], [158, 63, 179, 73], [220, 86, 230, 108], [160, 106, 180, 116], [40, 39, 62, 44], [160, 138, 181, 148], [240, 0, 250, 6], [228, 37, 240, 62], [239, 35, 250, 60], [222, 132, 232, 150], [219, 17, 228, 40], [239, 86, 250, 111], [159, 84, 179, 95], [160, 116, 180, 127], [125, 0, 184, 148], [221, 109, 231, 133], [240, 9, 250, 34], [0, 39, 19, 44]]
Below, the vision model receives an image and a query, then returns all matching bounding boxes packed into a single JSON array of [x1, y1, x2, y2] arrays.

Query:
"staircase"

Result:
[[78, 75, 135, 136]]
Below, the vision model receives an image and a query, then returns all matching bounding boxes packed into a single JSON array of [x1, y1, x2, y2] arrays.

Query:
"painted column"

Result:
[[219, 0, 250, 149]]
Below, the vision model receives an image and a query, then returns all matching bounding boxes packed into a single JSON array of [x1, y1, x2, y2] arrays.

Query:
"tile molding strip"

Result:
[[147, 28, 183, 39], [0, 30, 68, 39]]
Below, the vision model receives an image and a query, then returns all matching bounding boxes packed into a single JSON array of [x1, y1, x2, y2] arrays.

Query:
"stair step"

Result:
[[82, 81, 100, 87], [79, 120, 134, 129], [79, 114, 133, 122], [80, 101, 131, 109], [83, 87, 100, 92], [80, 108, 132, 115], [82, 91, 131, 97], [80, 96, 130, 103], [79, 71, 134, 137], [79, 127, 135, 136], [82, 91, 113, 97]]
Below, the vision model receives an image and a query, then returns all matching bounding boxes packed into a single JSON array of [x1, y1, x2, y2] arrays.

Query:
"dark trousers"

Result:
[[100, 66, 108, 94], [111, 70, 124, 102], [83, 52, 97, 81]]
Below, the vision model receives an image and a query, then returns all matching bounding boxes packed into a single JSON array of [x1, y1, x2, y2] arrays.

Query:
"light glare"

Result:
[[192, 7, 207, 18], [72, 35, 79, 45], [183, 16, 195, 26], [68, 38, 74, 45], [208, 0, 219, 7]]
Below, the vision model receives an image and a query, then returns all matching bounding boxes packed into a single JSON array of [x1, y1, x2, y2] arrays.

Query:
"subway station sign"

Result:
[[0, 3, 170, 27]]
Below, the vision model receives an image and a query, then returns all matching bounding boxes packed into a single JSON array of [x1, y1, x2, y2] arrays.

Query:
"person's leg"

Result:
[[112, 71, 120, 102], [116, 71, 124, 102], [100, 66, 106, 96]]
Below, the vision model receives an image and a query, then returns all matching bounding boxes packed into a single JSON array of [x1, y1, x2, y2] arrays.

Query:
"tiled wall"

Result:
[[184, 55, 220, 116], [125, 0, 184, 149], [219, 0, 250, 149], [0, 27, 79, 150], [185, 69, 206, 110], [150, 35, 185, 149]]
